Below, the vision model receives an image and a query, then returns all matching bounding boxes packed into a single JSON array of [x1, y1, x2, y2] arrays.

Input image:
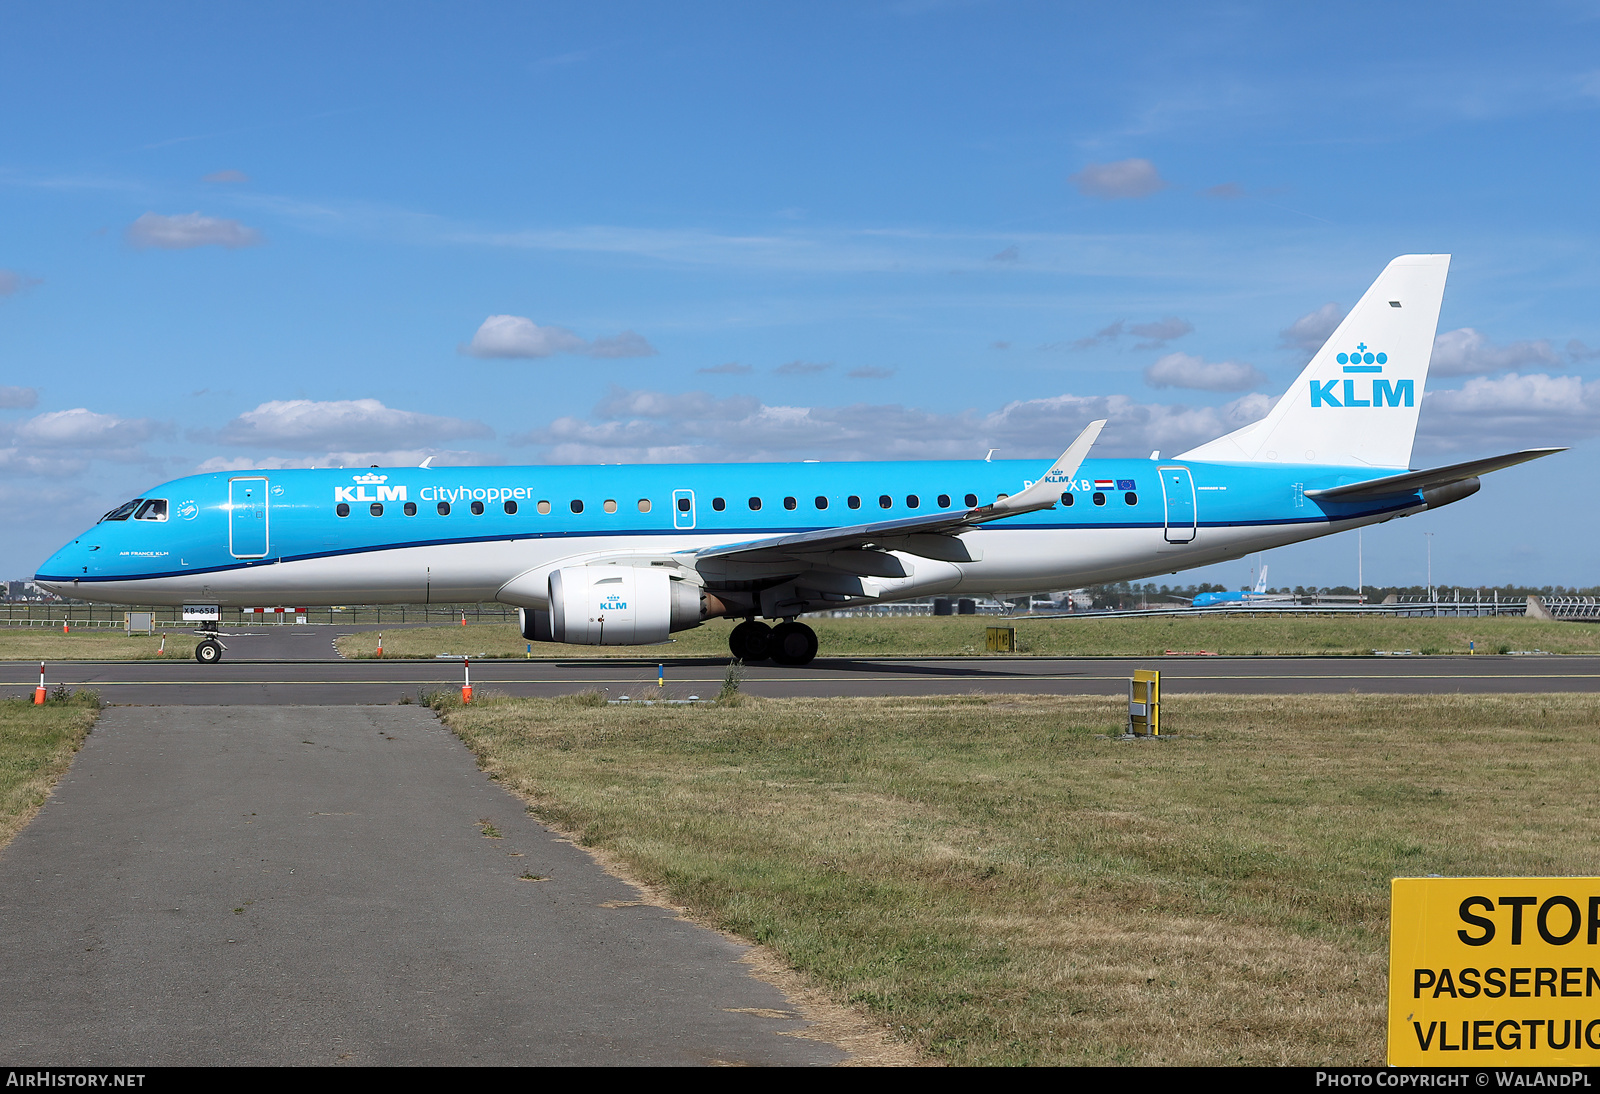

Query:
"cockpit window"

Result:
[[133, 499, 168, 521], [100, 499, 143, 522]]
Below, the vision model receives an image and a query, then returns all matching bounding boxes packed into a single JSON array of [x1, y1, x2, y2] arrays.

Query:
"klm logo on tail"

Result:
[[1310, 343, 1413, 408]]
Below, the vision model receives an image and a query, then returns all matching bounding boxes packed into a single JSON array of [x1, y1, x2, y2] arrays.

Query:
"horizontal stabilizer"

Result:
[[1304, 447, 1566, 501]]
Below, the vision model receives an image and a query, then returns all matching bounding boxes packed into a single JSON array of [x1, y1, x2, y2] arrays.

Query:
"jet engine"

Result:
[[518, 566, 713, 645]]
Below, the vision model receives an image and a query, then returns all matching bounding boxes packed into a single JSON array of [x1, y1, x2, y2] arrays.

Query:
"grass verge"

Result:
[[341, 614, 1600, 660], [432, 690, 1600, 1066], [0, 690, 101, 851], [0, 630, 197, 662]]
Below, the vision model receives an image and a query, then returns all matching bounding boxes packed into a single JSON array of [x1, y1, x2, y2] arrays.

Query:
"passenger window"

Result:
[[936, 494, 950, 509], [1061, 493, 1074, 507], [1093, 492, 1106, 506], [814, 496, 828, 510], [906, 495, 920, 509], [537, 500, 550, 515], [571, 500, 584, 514], [133, 499, 168, 521], [964, 494, 978, 508], [1125, 492, 1137, 506], [712, 497, 726, 511], [336, 503, 350, 518], [604, 499, 617, 514], [404, 501, 417, 516], [678, 497, 692, 512], [371, 502, 384, 517], [784, 497, 797, 510], [879, 495, 892, 509], [437, 502, 451, 516], [505, 500, 519, 514], [471, 500, 485, 515], [638, 499, 652, 513], [748, 497, 762, 511], [847, 495, 861, 509]]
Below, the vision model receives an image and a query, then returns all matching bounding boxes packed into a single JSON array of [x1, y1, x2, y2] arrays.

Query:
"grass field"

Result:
[[0, 692, 101, 851], [338, 613, 1600, 660], [434, 690, 1600, 1066], [0, 630, 196, 662]]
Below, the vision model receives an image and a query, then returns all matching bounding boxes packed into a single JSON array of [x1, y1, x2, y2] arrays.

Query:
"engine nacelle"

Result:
[[524, 566, 707, 645]]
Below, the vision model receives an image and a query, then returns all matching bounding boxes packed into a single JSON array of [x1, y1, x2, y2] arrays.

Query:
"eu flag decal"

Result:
[[1116, 479, 1136, 491]]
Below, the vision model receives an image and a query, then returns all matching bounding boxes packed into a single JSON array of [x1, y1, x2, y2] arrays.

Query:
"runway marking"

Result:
[[7, 673, 1600, 686]]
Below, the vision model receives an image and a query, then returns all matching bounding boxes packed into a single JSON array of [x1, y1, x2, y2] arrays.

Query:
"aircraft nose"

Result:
[[35, 540, 87, 594]]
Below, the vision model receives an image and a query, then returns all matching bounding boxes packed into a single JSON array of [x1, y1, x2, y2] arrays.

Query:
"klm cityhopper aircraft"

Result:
[[35, 254, 1562, 666]]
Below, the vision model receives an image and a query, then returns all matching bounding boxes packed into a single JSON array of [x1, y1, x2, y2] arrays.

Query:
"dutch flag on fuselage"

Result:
[[1093, 479, 1115, 490]]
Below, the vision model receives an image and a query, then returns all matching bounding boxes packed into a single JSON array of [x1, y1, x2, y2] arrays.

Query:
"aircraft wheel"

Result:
[[195, 639, 223, 665], [728, 619, 772, 661], [768, 621, 818, 667]]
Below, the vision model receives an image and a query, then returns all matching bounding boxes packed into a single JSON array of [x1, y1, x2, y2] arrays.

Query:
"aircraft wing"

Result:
[[1303, 447, 1566, 502], [694, 420, 1106, 564]]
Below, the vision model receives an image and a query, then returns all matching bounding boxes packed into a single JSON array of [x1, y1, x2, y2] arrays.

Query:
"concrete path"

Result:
[[0, 706, 844, 1066]]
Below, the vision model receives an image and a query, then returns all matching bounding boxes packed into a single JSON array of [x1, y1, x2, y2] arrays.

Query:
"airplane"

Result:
[[34, 253, 1564, 666], [1182, 565, 1291, 608]]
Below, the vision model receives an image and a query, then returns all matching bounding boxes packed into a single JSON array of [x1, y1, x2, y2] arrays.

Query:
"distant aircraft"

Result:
[[36, 254, 1563, 665], [1184, 566, 1293, 608]]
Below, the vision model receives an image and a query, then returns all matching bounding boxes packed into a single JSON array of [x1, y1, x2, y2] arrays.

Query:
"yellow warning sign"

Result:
[[1389, 877, 1600, 1065]]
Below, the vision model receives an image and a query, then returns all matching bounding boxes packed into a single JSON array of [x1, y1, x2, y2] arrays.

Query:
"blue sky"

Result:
[[3, 1, 1598, 588]]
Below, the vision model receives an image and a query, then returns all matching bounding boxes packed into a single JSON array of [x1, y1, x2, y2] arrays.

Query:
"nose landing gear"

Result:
[[727, 618, 817, 666]]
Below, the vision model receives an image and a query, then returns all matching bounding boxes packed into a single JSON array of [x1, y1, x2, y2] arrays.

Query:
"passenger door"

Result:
[[1159, 466, 1196, 544], [229, 477, 269, 558]]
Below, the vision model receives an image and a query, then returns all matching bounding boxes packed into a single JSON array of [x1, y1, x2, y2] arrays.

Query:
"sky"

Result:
[[2, 0, 1598, 589]]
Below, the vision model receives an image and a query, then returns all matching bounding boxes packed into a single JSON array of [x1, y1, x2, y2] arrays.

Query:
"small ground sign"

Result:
[[1389, 877, 1600, 1065]]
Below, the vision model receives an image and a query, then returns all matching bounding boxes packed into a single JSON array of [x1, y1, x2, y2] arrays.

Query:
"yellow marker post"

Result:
[[985, 626, 1015, 653], [1128, 669, 1159, 735], [1389, 876, 1600, 1065]]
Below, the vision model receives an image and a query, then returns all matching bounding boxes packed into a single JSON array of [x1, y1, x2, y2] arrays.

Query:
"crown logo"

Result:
[[1336, 343, 1388, 366], [352, 473, 388, 484]]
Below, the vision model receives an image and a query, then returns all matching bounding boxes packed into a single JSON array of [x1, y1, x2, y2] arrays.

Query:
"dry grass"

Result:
[[0, 629, 196, 662], [434, 691, 1600, 1066], [0, 693, 101, 851], [341, 614, 1600, 660]]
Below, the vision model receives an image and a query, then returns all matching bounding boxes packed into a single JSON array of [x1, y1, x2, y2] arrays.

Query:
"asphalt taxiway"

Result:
[[0, 705, 845, 1066], [1, 626, 1595, 705]]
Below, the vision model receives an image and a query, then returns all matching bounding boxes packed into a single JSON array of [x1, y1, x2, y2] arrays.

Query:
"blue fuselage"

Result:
[[35, 456, 1423, 609]]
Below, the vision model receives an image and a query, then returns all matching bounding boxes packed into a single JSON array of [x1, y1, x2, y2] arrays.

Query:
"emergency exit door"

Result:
[[230, 477, 269, 558]]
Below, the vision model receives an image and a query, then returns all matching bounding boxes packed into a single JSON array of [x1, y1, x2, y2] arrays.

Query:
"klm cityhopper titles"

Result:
[[35, 255, 1563, 666]]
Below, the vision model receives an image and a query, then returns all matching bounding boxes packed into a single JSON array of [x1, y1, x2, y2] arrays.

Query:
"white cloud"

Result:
[[0, 270, 42, 296], [775, 360, 832, 376], [460, 314, 656, 359], [510, 386, 1272, 465], [126, 212, 262, 250], [202, 169, 250, 184], [216, 399, 492, 451], [194, 448, 505, 473], [1144, 352, 1266, 392], [1280, 302, 1345, 353], [0, 407, 168, 477], [0, 386, 38, 409], [1067, 316, 1192, 352], [1431, 328, 1561, 377], [989, 245, 1020, 263], [1068, 158, 1169, 200], [13, 408, 166, 449], [848, 366, 897, 379], [1418, 372, 1600, 453], [697, 362, 751, 375]]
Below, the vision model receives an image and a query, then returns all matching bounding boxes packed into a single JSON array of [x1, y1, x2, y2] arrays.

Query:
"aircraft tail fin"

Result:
[[1177, 254, 1451, 468], [1254, 565, 1269, 595]]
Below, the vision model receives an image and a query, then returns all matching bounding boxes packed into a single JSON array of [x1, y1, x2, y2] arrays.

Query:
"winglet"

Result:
[[987, 419, 1106, 516]]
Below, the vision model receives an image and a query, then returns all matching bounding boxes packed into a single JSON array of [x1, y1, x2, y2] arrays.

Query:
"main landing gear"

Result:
[[728, 619, 818, 667]]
